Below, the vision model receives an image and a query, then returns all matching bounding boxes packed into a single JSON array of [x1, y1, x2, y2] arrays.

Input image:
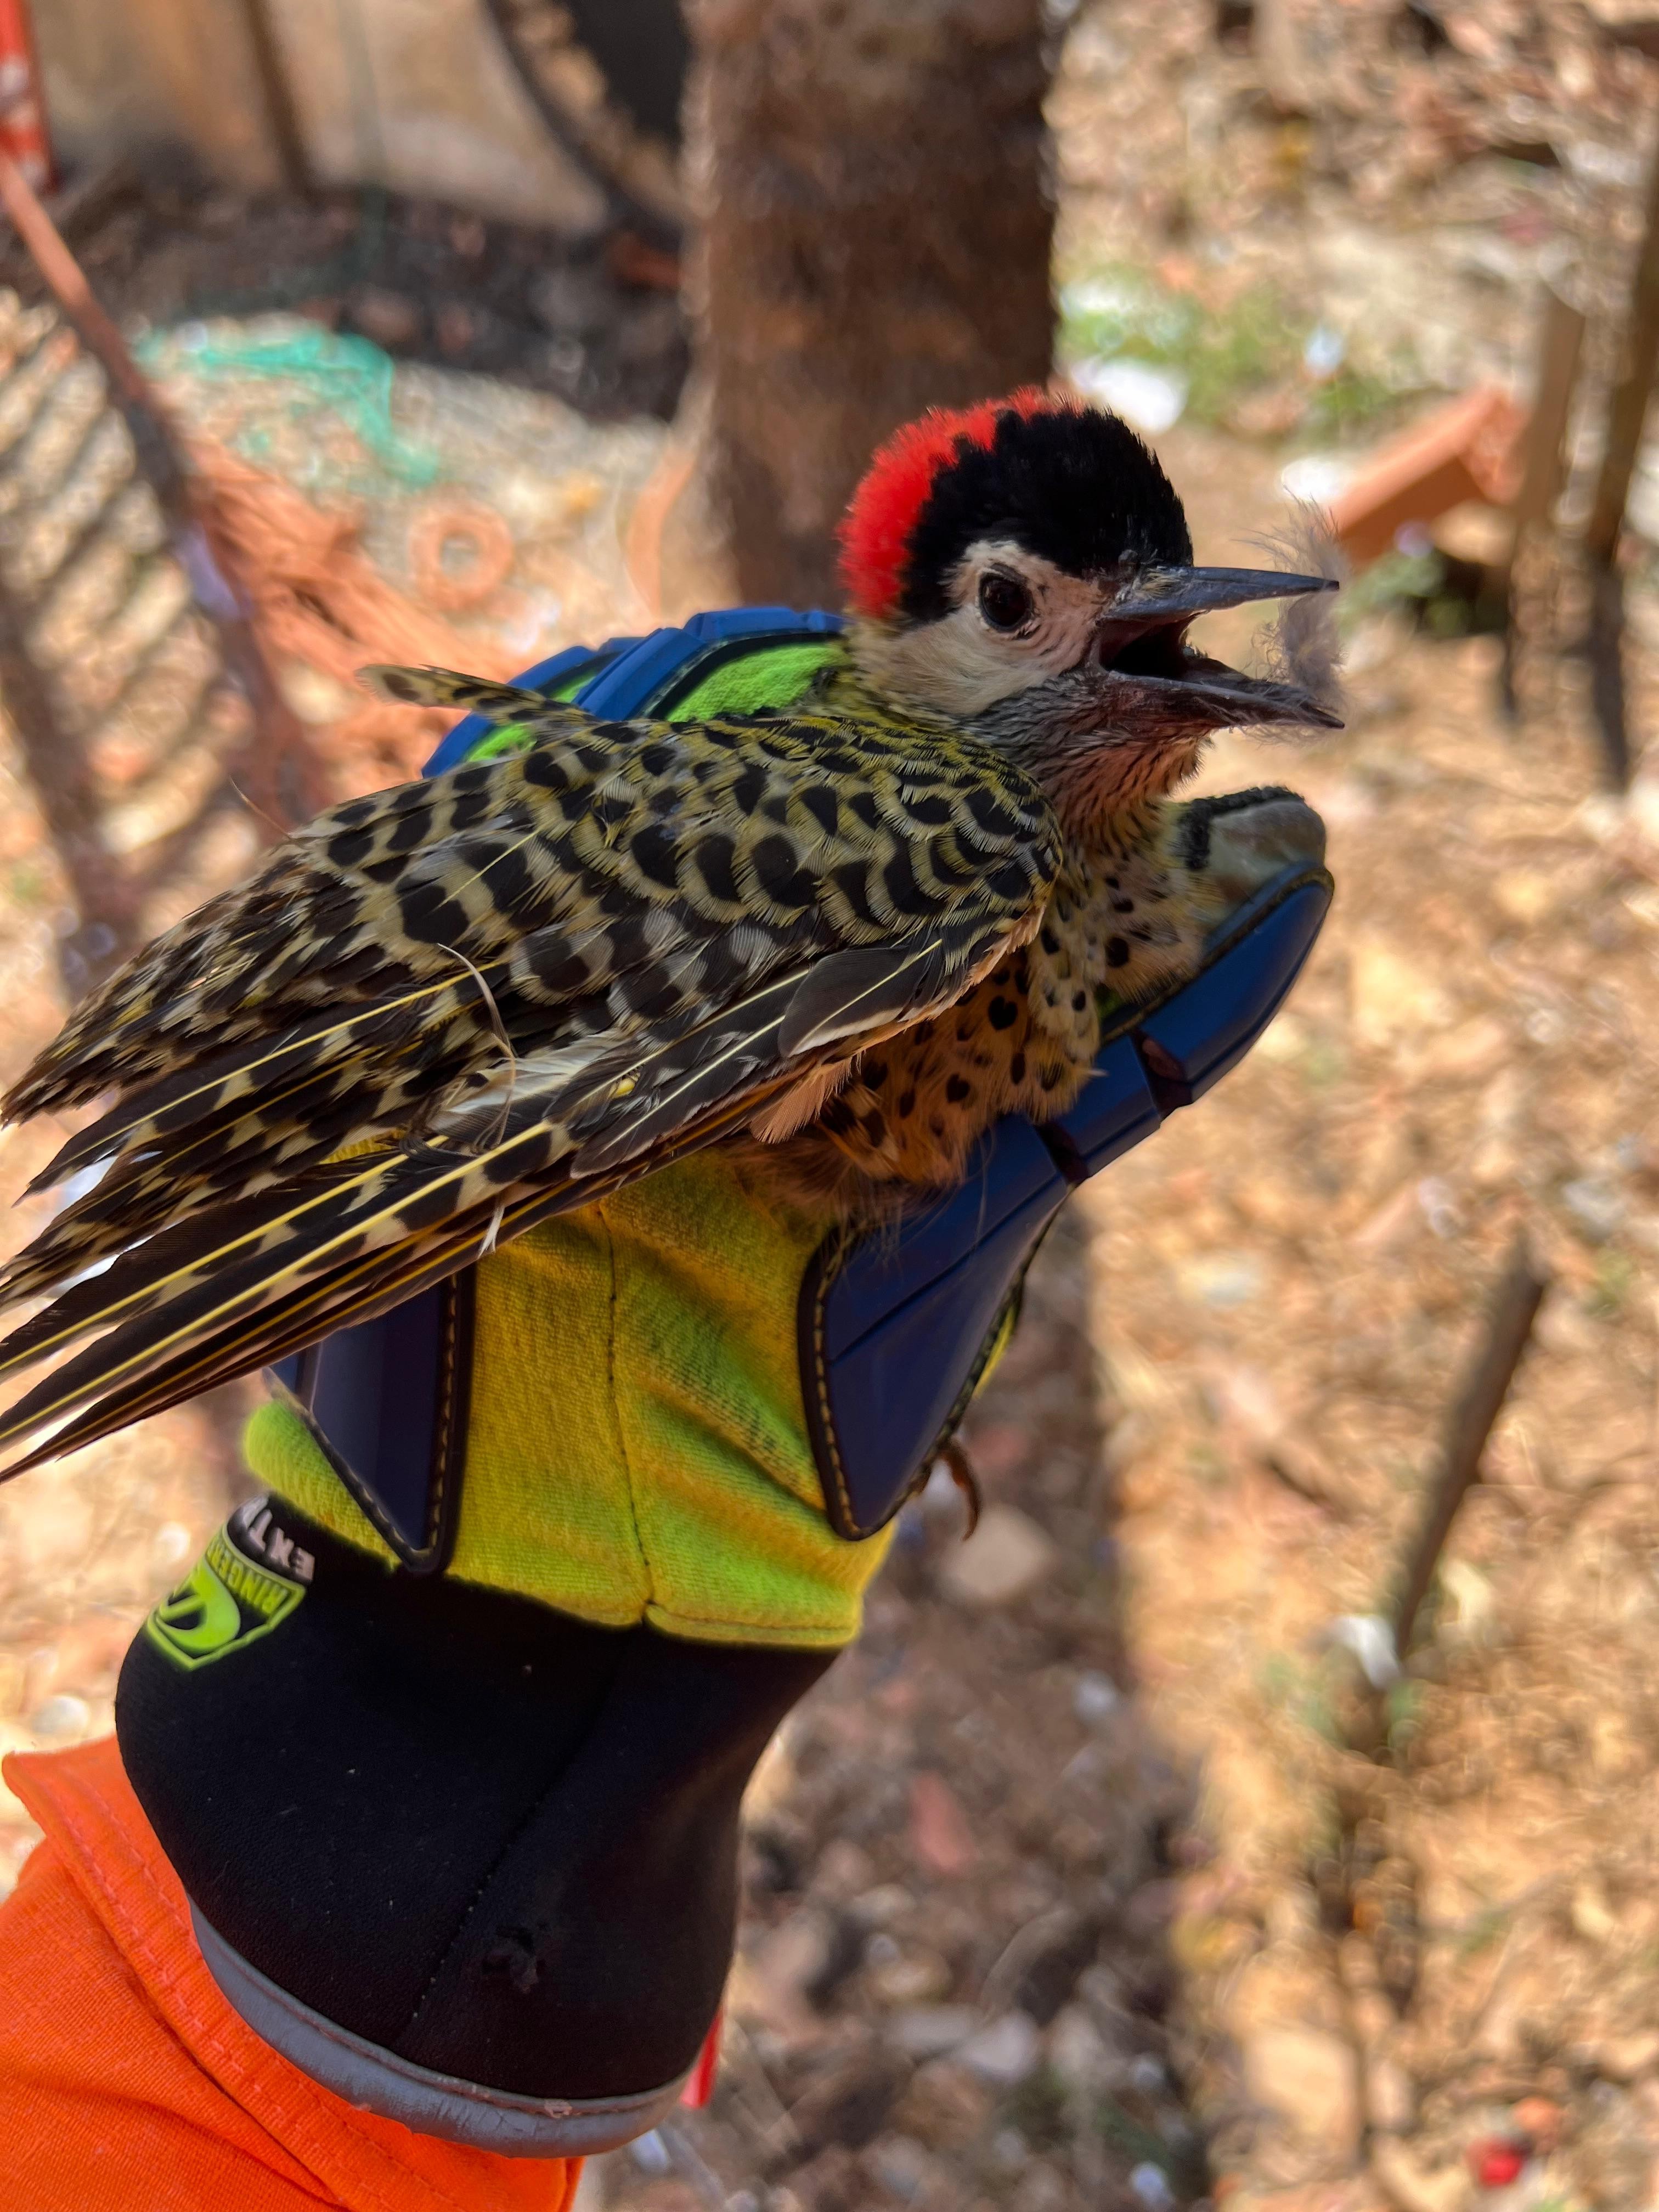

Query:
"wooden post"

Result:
[[682, 0, 1056, 608], [236, 0, 315, 198], [133, 0, 290, 191], [1499, 284, 1585, 720], [1581, 121, 1659, 789], [1512, 289, 1589, 537]]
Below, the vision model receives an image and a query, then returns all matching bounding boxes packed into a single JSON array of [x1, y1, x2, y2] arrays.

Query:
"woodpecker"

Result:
[[0, 390, 1339, 1471]]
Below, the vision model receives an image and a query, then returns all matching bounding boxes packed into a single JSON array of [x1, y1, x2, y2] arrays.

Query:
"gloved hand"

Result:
[[114, 618, 1330, 2160]]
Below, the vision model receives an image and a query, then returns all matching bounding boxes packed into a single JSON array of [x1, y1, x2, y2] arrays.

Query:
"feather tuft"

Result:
[[1245, 505, 1347, 736]]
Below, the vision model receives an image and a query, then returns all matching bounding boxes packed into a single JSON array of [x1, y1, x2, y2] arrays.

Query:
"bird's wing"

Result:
[[0, 672, 1060, 1472]]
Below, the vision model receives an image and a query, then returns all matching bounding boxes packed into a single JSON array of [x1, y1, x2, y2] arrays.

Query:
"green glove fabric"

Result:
[[245, 1148, 891, 1650]]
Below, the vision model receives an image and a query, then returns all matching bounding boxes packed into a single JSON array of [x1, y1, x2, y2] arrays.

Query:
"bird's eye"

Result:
[[977, 572, 1035, 633]]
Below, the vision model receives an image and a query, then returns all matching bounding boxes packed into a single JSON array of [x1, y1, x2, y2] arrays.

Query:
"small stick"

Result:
[[1579, 114, 1659, 791], [1254, 0, 1311, 114], [236, 0, 315, 199], [1586, 565, 1631, 791], [0, 148, 325, 828], [1393, 1234, 1549, 1662]]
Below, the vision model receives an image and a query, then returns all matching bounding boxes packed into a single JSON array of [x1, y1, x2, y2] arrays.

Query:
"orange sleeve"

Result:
[[0, 1736, 580, 2212]]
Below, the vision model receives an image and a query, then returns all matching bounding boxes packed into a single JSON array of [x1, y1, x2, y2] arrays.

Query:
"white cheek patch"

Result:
[[859, 544, 1104, 718]]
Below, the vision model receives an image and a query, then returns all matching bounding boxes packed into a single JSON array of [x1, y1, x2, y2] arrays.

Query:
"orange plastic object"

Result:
[[0, 1735, 581, 2212], [1328, 386, 1525, 566], [407, 497, 516, 613], [0, 0, 52, 194]]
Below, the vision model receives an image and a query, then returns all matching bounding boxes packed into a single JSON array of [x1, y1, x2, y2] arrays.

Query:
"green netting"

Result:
[[136, 325, 440, 487]]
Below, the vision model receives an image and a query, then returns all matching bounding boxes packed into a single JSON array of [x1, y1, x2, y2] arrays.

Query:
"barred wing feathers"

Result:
[[0, 673, 1060, 1472]]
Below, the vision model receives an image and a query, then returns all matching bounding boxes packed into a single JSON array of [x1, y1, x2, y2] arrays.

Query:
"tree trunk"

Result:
[[682, 0, 1056, 609]]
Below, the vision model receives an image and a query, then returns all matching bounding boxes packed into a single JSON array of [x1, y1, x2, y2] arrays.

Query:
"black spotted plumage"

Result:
[[0, 674, 1062, 1474]]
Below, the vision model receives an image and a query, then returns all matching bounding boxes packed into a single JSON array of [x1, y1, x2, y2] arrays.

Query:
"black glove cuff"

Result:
[[117, 1497, 830, 2154]]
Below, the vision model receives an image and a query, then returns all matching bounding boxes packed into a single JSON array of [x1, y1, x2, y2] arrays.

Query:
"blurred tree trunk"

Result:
[[681, 0, 1056, 608]]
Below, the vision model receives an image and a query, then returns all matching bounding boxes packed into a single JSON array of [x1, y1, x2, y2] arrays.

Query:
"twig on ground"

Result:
[[1264, 1438, 1353, 1517], [1393, 1232, 1549, 1662]]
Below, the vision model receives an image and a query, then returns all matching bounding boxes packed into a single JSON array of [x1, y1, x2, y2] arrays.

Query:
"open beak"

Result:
[[1090, 565, 1343, 732]]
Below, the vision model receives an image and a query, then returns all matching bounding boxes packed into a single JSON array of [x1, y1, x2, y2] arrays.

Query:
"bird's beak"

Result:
[[1109, 565, 1337, 624], [1097, 653, 1345, 731], [1088, 565, 1343, 732]]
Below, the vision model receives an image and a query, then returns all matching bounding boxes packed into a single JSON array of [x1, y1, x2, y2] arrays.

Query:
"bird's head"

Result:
[[839, 388, 1342, 836]]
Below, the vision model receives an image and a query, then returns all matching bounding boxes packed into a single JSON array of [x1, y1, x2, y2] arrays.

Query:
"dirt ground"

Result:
[[2, 4, 1659, 2210]]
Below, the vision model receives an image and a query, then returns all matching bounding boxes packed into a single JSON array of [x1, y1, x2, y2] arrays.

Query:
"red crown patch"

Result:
[[837, 387, 1066, 620]]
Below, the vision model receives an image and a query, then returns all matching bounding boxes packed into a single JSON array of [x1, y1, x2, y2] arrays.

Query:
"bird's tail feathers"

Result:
[[0, 975, 500, 1307], [27, 974, 479, 1199], [0, 1209, 497, 1480], [359, 664, 569, 724], [0, 1041, 803, 1478], [0, 941, 972, 1475]]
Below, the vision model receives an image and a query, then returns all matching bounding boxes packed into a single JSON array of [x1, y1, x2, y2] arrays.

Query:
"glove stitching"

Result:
[[264, 1375, 411, 1570], [807, 1233, 865, 1539], [427, 1273, 460, 1563], [640, 1600, 849, 1638], [397, 1666, 635, 2051], [267, 1949, 683, 2118], [597, 1200, 652, 1601]]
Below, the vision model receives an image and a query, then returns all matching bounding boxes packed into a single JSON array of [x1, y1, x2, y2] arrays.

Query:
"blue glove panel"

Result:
[[270, 1277, 473, 1568], [420, 606, 844, 776], [1135, 873, 1330, 1108], [797, 1121, 1068, 1543], [578, 607, 843, 719], [803, 865, 1331, 1537], [1045, 1032, 1164, 1178]]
